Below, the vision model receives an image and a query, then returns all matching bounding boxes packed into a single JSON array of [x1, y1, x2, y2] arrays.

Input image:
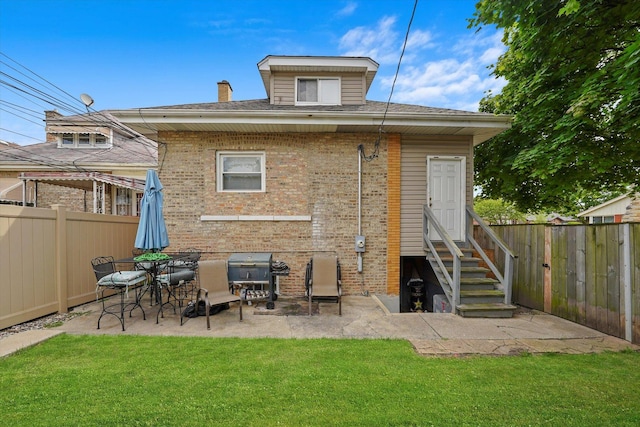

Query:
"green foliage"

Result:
[[1, 335, 640, 426], [469, 0, 640, 212], [133, 252, 170, 261], [474, 198, 526, 224]]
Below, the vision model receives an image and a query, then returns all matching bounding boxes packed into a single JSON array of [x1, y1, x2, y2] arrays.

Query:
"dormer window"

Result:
[[78, 134, 91, 146], [296, 77, 341, 105], [57, 133, 111, 148]]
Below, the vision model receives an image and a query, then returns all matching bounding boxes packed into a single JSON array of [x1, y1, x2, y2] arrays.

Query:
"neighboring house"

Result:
[[545, 213, 577, 225], [624, 195, 640, 222], [577, 194, 637, 224], [110, 55, 513, 314], [0, 140, 24, 205], [0, 111, 156, 214]]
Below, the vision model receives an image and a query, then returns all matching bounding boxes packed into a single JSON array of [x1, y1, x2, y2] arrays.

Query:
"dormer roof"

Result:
[[257, 55, 379, 98]]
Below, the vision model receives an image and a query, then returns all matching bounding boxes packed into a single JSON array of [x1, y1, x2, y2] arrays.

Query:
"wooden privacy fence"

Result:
[[475, 223, 640, 343], [0, 204, 139, 330]]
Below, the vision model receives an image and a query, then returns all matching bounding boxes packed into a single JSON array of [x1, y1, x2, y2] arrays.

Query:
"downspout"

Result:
[[357, 146, 363, 273]]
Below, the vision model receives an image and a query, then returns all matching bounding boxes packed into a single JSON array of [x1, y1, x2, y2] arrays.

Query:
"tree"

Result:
[[469, 0, 640, 212], [474, 198, 526, 224]]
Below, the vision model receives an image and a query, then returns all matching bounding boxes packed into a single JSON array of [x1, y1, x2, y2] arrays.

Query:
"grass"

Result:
[[1, 335, 639, 426]]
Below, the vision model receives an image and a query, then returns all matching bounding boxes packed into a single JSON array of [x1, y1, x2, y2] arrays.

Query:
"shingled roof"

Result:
[[0, 137, 157, 168], [143, 98, 487, 116]]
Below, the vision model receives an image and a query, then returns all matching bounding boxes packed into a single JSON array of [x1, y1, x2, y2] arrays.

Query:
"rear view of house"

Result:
[[111, 55, 514, 316]]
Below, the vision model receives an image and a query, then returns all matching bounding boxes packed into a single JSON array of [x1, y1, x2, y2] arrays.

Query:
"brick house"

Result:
[[0, 111, 156, 214], [110, 55, 513, 313]]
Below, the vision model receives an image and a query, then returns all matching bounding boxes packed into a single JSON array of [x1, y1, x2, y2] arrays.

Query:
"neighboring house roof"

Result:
[[0, 112, 157, 200], [44, 110, 141, 139], [0, 140, 19, 149], [577, 194, 632, 218], [0, 137, 157, 170], [546, 213, 576, 223], [112, 99, 511, 146], [18, 171, 146, 192]]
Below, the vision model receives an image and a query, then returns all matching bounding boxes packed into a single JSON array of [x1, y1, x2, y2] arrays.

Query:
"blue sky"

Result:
[[0, 0, 505, 145]]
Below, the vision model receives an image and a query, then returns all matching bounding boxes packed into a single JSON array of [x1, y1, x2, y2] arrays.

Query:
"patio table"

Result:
[[115, 252, 190, 323]]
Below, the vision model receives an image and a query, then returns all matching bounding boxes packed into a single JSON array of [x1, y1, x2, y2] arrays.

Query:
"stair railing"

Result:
[[423, 205, 463, 311], [465, 206, 516, 305]]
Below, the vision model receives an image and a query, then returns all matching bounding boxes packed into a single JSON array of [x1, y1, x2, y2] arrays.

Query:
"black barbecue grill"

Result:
[[228, 253, 277, 309]]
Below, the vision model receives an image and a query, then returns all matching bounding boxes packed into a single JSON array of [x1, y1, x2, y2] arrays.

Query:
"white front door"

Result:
[[427, 156, 466, 241]]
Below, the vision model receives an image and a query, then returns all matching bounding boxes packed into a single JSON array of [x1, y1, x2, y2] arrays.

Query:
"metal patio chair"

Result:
[[92, 256, 148, 331]]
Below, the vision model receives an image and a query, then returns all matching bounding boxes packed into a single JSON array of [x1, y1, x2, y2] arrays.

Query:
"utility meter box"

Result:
[[355, 235, 366, 252]]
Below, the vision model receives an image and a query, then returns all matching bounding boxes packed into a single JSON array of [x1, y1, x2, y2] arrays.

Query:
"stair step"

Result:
[[446, 266, 490, 278], [429, 266, 497, 290], [460, 289, 505, 304], [432, 247, 474, 257], [460, 277, 499, 290], [456, 303, 518, 318], [428, 255, 482, 268], [460, 276, 498, 284]]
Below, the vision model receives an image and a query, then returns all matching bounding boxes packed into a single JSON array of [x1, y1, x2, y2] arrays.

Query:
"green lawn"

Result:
[[1, 335, 639, 426]]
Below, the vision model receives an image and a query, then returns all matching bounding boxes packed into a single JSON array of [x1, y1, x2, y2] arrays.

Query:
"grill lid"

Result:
[[228, 253, 272, 266]]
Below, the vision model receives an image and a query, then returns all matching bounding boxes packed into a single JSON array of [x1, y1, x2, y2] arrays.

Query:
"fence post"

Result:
[[53, 204, 68, 313], [544, 226, 552, 313], [623, 223, 632, 342]]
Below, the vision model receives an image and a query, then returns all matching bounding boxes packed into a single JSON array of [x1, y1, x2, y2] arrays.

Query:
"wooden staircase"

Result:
[[426, 244, 517, 318]]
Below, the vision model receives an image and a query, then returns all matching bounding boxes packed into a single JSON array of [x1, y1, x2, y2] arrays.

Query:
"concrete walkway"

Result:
[[2, 295, 638, 358]]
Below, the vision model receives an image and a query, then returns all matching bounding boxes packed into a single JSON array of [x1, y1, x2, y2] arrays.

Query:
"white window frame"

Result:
[[216, 151, 266, 193], [57, 133, 111, 148], [295, 77, 341, 106]]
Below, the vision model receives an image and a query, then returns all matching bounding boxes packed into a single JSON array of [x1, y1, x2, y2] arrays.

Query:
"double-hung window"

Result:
[[217, 152, 266, 192], [296, 77, 340, 105]]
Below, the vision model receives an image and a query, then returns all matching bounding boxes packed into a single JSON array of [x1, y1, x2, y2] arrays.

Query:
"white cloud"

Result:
[[336, 1, 357, 18], [339, 17, 434, 65], [405, 29, 434, 51], [339, 16, 399, 63], [338, 16, 506, 111]]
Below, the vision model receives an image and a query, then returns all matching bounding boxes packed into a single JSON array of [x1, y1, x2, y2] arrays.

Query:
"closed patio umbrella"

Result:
[[135, 169, 169, 252]]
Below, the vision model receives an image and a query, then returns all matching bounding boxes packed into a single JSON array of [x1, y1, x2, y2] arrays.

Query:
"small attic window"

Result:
[[57, 133, 111, 148], [296, 77, 340, 105], [78, 134, 91, 145]]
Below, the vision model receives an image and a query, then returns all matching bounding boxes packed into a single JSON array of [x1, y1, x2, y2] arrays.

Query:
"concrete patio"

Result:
[[1, 294, 638, 358]]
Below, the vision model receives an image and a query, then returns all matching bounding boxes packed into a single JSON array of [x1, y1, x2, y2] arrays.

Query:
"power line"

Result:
[[0, 107, 43, 126], [0, 127, 43, 143], [360, 0, 418, 162], [0, 52, 159, 167]]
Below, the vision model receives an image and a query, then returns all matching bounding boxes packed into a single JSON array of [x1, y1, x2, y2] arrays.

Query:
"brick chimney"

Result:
[[45, 110, 64, 121], [217, 80, 233, 102], [45, 110, 64, 143]]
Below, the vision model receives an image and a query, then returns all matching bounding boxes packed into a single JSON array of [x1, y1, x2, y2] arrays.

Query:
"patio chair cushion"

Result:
[[97, 270, 147, 288], [156, 269, 196, 286]]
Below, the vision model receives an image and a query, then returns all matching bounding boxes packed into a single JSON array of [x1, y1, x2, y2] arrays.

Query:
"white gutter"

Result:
[[110, 110, 512, 135]]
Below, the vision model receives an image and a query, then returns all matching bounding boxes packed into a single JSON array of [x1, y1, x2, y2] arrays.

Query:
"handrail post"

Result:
[[504, 252, 513, 304], [452, 256, 461, 310], [466, 205, 515, 305], [423, 204, 463, 311]]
